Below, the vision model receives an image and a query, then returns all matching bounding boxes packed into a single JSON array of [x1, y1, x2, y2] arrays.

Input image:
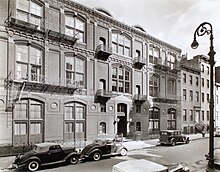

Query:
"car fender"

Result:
[[21, 156, 41, 165], [170, 138, 176, 143], [64, 152, 79, 161], [87, 148, 102, 157], [116, 146, 127, 153]]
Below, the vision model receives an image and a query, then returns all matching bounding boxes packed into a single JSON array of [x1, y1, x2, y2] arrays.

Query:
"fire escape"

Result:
[[95, 44, 112, 61], [4, 14, 79, 112], [133, 57, 146, 70]]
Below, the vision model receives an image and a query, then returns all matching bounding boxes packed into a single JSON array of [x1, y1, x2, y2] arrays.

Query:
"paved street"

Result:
[[2, 135, 220, 172]]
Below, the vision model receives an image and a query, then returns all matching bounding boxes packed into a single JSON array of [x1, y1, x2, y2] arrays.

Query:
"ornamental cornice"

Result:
[[50, 0, 181, 53]]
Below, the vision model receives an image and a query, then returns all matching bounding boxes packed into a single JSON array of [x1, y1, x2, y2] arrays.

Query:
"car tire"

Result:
[[171, 140, 176, 146], [69, 155, 79, 165], [93, 151, 101, 161], [28, 160, 40, 172], [185, 138, 189, 144], [120, 148, 127, 156]]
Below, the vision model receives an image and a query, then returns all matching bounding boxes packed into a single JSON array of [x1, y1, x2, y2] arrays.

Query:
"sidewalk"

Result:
[[0, 133, 209, 171]]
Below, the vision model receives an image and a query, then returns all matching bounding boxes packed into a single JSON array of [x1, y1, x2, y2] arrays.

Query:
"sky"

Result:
[[74, 0, 220, 66]]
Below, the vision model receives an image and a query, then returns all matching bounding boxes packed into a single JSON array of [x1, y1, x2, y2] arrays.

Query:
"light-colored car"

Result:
[[112, 159, 190, 172]]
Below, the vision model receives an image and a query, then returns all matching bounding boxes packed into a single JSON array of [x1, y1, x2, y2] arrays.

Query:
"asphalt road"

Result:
[[12, 137, 220, 172]]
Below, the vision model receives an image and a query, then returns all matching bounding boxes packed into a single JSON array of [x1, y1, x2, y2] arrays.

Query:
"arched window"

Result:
[[16, 0, 43, 30], [64, 102, 86, 141], [65, 13, 85, 43], [149, 74, 159, 97], [112, 33, 131, 57], [14, 99, 44, 145], [112, 65, 131, 93], [15, 43, 43, 82], [99, 122, 106, 134], [149, 107, 160, 133], [65, 55, 85, 88], [167, 108, 176, 130]]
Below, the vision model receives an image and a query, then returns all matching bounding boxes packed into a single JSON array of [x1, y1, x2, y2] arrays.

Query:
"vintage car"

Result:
[[80, 134, 127, 161], [159, 130, 190, 146], [12, 142, 79, 171], [112, 159, 190, 172]]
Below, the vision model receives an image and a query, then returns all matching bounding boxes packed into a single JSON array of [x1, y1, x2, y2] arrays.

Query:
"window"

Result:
[[65, 14, 85, 43], [202, 93, 204, 102], [207, 79, 209, 88], [189, 75, 192, 85], [16, 44, 43, 82], [207, 94, 209, 103], [112, 33, 131, 56], [149, 45, 159, 64], [183, 109, 187, 122], [65, 55, 85, 87], [136, 122, 141, 131], [183, 89, 186, 100], [196, 91, 199, 102], [99, 122, 106, 134], [112, 66, 131, 93], [149, 74, 159, 97], [202, 111, 204, 121], [190, 90, 193, 101], [183, 73, 186, 83], [202, 78, 204, 87], [16, 0, 43, 29], [201, 64, 204, 72], [149, 107, 160, 133], [14, 99, 43, 144], [196, 77, 199, 86], [207, 66, 209, 74], [64, 102, 86, 140], [136, 105, 141, 113], [167, 79, 176, 95], [167, 108, 176, 130], [100, 103, 106, 112], [167, 52, 176, 69], [190, 110, 193, 121]]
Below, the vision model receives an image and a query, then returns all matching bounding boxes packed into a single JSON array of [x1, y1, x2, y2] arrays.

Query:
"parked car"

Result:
[[80, 134, 127, 161], [159, 130, 190, 146], [215, 128, 220, 137], [213, 141, 220, 165], [12, 142, 79, 171], [112, 159, 190, 172]]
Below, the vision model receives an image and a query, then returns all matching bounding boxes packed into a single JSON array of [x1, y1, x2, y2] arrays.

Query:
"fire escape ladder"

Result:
[[16, 81, 26, 101]]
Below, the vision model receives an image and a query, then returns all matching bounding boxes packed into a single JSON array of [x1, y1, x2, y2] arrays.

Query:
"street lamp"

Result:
[[191, 22, 216, 168]]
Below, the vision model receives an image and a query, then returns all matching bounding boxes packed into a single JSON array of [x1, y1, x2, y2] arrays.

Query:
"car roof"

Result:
[[113, 159, 168, 172], [35, 142, 58, 147], [160, 130, 181, 132]]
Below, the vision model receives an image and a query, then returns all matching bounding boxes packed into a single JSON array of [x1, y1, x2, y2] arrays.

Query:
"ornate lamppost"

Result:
[[191, 22, 216, 168]]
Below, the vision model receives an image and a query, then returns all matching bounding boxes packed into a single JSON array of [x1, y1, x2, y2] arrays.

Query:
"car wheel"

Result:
[[28, 160, 40, 172], [93, 151, 101, 161], [185, 138, 189, 144], [120, 148, 127, 156], [171, 140, 176, 146], [69, 155, 79, 165]]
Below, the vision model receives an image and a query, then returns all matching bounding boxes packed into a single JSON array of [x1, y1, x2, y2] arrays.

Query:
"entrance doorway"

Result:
[[117, 103, 127, 137]]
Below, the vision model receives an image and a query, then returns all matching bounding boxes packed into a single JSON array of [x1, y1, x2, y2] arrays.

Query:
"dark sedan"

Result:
[[12, 142, 79, 171], [80, 136, 127, 161]]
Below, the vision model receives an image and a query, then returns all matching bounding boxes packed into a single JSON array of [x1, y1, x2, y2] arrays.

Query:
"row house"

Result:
[[180, 55, 213, 134], [215, 67, 220, 128], [0, 0, 181, 146]]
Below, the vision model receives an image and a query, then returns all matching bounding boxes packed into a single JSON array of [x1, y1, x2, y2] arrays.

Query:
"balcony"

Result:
[[152, 93, 181, 104], [95, 89, 112, 102], [95, 44, 112, 61], [154, 59, 170, 70], [7, 17, 39, 33], [47, 30, 78, 45], [133, 94, 147, 103], [133, 57, 146, 69]]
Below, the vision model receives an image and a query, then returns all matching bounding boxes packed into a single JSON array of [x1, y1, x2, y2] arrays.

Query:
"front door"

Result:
[[117, 103, 127, 137]]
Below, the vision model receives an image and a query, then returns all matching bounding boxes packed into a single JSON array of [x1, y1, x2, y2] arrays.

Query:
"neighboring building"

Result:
[[0, 0, 182, 146], [215, 67, 220, 128], [180, 55, 212, 134]]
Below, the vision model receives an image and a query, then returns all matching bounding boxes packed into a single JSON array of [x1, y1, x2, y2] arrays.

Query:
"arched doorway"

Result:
[[117, 103, 127, 137], [167, 108, 177, 130]]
